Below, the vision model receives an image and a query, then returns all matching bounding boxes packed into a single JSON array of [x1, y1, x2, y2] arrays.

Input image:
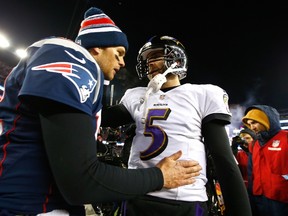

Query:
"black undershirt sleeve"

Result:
[[30, 98, 163, 205], [202, 120, 252, 216], [101, 103, 134, 128]]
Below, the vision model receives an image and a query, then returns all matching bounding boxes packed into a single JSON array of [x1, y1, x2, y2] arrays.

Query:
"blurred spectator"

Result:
[[231, 127, 257, 188], [242, 105, 288, 216]]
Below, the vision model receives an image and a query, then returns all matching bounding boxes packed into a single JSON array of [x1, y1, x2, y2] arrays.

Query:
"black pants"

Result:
[[124, 195, 208, 216]]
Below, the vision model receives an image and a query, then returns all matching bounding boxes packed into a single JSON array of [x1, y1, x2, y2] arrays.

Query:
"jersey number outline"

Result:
[[140, 108, 171, 160]]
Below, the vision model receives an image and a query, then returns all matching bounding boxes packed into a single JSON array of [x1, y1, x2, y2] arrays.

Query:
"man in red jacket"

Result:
[[242, 105, 288, 216]]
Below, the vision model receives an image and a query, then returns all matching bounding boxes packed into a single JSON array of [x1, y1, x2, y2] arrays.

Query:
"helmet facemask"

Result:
[[162, 45, 187, 80], [136, 36, 188, 80]]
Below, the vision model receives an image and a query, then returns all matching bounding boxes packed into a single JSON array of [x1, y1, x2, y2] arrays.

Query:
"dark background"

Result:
[[0, 1, 288, 116]]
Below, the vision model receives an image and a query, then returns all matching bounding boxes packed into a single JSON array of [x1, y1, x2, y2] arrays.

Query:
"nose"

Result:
[[250, 125, 256, 131], [119, 56, 125, 67]]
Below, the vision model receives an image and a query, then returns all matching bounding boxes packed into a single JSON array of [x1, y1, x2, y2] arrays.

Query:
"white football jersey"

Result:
[[120, 83, 231, 201]]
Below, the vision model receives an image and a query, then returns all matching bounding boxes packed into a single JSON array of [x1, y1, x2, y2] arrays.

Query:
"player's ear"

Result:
[[89, 47, 101, 55]]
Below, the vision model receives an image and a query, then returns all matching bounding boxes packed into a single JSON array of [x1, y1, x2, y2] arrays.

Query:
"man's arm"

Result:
[[101, 103, 134, 128], [37, 99, 201, 204], [202, 120, 252, 216]]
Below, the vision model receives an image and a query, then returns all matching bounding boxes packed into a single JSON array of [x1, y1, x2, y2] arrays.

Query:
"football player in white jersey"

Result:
[[102, 36, 252, 216]]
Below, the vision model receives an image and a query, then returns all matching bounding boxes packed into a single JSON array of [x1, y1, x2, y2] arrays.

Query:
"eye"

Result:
[[115, 54, 120, 61], [147, 56, 163, 64]]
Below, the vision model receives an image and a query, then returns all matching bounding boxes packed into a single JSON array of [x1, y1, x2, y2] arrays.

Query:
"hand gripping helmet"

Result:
[[136, 35, 188, 80]]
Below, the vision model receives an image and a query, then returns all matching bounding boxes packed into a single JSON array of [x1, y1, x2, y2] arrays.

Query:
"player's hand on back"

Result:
[[156, 150, 201, 189]]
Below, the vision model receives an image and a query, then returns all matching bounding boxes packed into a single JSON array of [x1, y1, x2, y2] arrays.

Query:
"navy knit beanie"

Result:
[[75, 7, 128, 51]]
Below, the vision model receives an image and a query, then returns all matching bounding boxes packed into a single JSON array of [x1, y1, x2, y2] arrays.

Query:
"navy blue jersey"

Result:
[[0, 37, 103, 213]]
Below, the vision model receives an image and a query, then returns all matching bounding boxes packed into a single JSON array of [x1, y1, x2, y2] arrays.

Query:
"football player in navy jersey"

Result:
[[102, 35, 252, 216], [0, 8, 201, 216]]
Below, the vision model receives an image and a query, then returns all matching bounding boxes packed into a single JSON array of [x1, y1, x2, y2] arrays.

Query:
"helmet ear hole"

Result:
[[136, 35, 188, 80]]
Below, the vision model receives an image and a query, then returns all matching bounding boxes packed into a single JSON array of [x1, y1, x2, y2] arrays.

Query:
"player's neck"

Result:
[[161, 76, 180, 89]]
